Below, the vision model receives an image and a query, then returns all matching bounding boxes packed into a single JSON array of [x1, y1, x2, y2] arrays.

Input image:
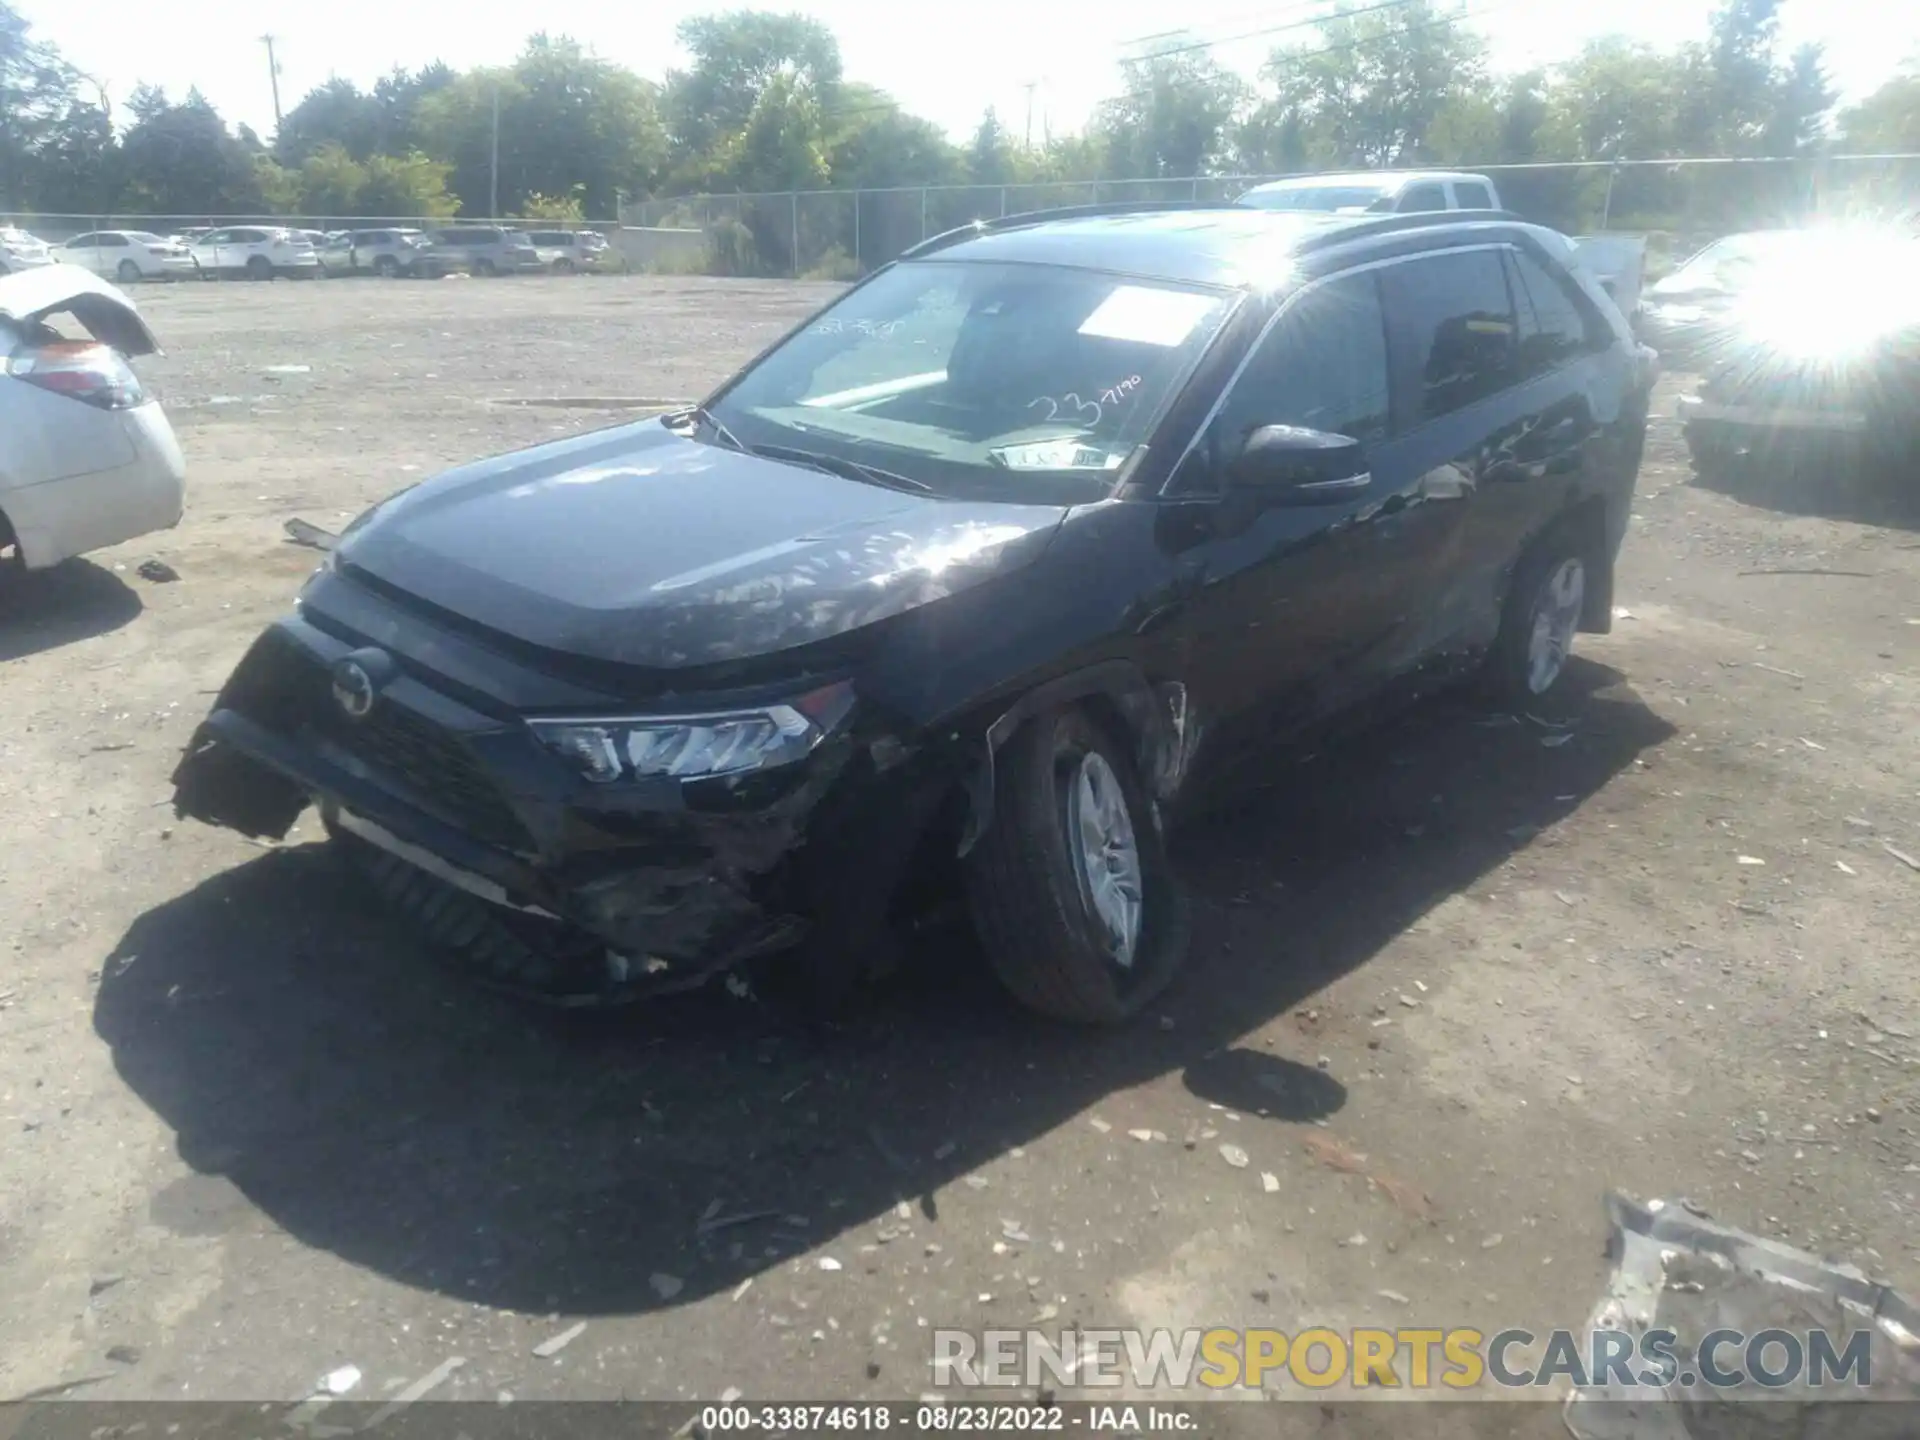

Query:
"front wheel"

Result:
[[965, 707, 1188, 1024], [373, 254, 400, 277], [1486, 532, 1589, 705], [116, 259, 141, 283], [246, 255, 273, 280]]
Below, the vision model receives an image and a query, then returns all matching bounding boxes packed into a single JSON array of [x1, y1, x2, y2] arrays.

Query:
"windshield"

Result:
[[1242, 185, 1391, 212], [708, 260, 1237, 501]]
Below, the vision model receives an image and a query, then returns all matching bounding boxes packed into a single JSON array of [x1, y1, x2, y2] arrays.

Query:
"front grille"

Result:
[[316, 701, 529, 851], [232, 629, 530, 851]]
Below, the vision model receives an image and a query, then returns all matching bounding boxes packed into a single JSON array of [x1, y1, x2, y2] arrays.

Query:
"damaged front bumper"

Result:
[[172, 604, 923, 1001]]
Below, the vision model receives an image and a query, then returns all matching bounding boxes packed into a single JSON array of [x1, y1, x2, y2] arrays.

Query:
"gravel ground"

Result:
[[2, 274, 1918, 1426]]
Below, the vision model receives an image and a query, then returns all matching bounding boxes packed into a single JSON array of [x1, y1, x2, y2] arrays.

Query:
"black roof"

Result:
[[909, 205, 1528, 289]]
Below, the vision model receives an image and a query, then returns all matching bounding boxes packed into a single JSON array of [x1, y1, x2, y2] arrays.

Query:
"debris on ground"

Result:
[[317, 1364, 361, 1396], [1566, 1193, 1920, 1438], [532, 1321, 587, 1358], [1737, 855, 1765, 866], [1884, 844, 1920, 873], [283, 517, 338, 552], [1219, 1143, 1250, 1168], [1261, 1172, 1280, 1193], [818, 1256, 843, 1271], [135, 559, 179, 583]]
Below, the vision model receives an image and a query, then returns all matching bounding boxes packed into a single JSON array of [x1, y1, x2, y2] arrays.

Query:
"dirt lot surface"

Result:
[[3, 275, 1918, 1427]]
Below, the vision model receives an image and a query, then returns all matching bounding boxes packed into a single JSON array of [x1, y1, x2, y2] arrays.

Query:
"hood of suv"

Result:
[[334, 421, 1071, 670]]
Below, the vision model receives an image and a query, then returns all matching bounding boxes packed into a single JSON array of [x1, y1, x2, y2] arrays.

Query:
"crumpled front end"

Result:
[[171, 596, 926, 1002]]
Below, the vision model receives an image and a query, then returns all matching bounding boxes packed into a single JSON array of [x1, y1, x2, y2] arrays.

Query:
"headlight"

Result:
[[529, 681, 855, 784]]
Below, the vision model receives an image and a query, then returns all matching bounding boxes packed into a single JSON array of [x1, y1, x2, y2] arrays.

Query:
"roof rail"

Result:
[[1293, 208, 1531, 251], [899, 199, 1231, 260]]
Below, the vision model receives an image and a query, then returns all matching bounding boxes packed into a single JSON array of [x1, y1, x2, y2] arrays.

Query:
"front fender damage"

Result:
[[957, 669, 1193, 857]]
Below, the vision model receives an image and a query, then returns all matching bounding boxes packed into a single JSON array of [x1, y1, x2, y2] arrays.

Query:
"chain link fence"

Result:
[[622, 155, 1920, 280], [0, 215, 622, 245]]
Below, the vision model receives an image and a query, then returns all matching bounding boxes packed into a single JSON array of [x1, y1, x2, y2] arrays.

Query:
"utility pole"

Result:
[[260, 35, 282, 129], [489, 84, 500, 218], [1021, 80, 1038, 149]]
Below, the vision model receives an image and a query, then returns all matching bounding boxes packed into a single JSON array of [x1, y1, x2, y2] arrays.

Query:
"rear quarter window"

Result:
[[1454, 181, 1495, 209]]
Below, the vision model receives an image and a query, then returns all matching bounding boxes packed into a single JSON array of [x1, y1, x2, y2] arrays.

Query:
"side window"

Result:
[[1212, 272, 1391, 457], [1504, 248, 1599, 378], [100, 234, 128, 248], [200, 230, 231, 245], [1397, 183, 1449, 212], [233, 229, 266, 243], [1381, 250, 1519, 422], [66, 233, 96, 247], [1453, 181, 1495, 210]]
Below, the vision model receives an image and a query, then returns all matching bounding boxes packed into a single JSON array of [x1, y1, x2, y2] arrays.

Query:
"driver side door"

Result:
[[1166, 268, 1451, 777]]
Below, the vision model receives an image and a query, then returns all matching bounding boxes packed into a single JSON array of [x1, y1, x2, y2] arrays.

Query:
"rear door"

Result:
[[1376, 245, 1546, 660]]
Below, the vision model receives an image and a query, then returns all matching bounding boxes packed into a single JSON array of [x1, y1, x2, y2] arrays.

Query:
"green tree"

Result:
[[1094, 35, 1245, 179], [1546, 37, 1688, 160], [356, 152, 457, 217], [665, 12, 842, 188], [1837, 63, 1920, 151], [118, 90, 271, 215], [1764, 44, 1835, 155], [294, 142, 364, 214], [830, 88, 960, 188], [966, 108, 1016, 186], [276, 79, 382, 165], [1260, 0, 1487, 167], [0, 0, 83, 208], [417, 36, 665, 217], [517, 188, 585, 220]]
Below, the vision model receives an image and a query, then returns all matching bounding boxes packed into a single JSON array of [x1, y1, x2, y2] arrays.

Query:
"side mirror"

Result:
[[1228, 424, 1371, 502]]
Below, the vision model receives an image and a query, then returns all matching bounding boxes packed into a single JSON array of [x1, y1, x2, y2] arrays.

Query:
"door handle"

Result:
[[1293, 471, 1372, 495]]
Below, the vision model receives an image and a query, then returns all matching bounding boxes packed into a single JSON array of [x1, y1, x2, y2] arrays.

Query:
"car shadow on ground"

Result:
[[1686, 451, 1920, 531], [0, 559, 142, 661], [95, 659, 1673, 1317]]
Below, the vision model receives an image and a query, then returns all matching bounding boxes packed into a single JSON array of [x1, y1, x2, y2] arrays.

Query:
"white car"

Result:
[[56, 230, 198, 283], [0, 227, 55, 275], [1238, 170, 1504, 214], [0, 267, 185, 571], [187, 226, 320, 280]]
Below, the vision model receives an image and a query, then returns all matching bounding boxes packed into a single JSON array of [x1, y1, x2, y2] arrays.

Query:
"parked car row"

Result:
[[0, 224, 618, 282]]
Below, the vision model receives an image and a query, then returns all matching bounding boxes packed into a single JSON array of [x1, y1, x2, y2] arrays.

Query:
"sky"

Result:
[[15, 0, 1918, 154]]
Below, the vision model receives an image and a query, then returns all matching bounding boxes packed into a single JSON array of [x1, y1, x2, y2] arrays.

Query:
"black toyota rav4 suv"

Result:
[[175, 204, 1653, 1023]]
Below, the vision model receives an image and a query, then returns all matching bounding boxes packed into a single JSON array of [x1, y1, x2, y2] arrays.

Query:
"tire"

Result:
[[245, 255, 273, 280], [472, 258, 496, 277], [329, 827, 609, 1000], [1485, 527, 1590, 706], [965, 706, 1189, 1024], [553, 258, 576, 275], [373, 254, 400, 277], [116, 259, 141, 283]]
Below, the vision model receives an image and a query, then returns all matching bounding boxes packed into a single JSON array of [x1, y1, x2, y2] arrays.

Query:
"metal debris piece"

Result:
[[283, 517, 338, 552], [1219, 1143, 1250, 1169], [818, 1256, 843, 1271], [1566, 1193, 1920, 1439], [1884, 844, 1920, 873], [533, 1322, 586, 1358], [1089, 1117, 1112, 1134], [317, 1364, 361, 1396], [1261, 1172, 1280, 1193]]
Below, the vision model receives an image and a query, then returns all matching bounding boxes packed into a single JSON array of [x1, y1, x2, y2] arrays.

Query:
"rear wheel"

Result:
[[553, 257, 576, 275], [115, 259, 141, 283], [1486, 529, 1589, 705], [965, 707, 1188, 1024], [245, 254, 273, 280], [373, 254, 400, 277], [472, 258, 496, 277]]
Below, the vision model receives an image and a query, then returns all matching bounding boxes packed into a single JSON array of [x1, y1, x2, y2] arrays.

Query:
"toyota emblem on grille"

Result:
[[331, 657, 378, 720]]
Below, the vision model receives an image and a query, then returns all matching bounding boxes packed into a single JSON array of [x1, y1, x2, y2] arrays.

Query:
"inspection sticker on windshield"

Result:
[[1078, 286, 1216, 347]]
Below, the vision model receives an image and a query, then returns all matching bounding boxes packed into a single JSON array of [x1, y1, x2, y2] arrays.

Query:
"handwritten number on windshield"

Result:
[[1028, 393, 1102, 426], [811, 318, 903, 337]]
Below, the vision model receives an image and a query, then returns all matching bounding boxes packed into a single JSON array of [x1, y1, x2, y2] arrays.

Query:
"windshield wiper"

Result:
[[747, 443, 932, 494], [665, 404, 746, 452]]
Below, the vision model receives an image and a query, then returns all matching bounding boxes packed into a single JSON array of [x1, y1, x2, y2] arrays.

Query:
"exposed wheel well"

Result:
[[1547, 495, 1613, 632]]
